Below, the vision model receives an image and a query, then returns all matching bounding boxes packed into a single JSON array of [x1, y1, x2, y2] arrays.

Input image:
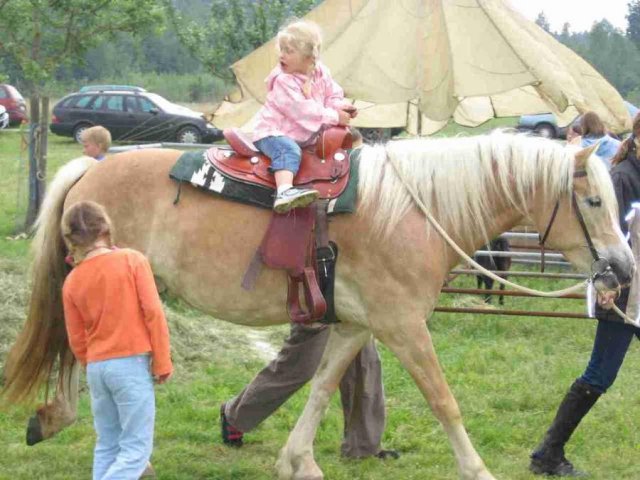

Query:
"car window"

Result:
[[6, 85, 23, 100], [91, 95, 107, 110], [0, 88, 6, 99], [59, 96, 76, 108], [124, 96, 140, 112], [138, 97, 157, 113], [104, 95, 124, 112], [74, 95, 95, 108]]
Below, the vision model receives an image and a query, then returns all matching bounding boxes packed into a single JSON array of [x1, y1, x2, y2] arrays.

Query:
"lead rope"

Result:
[[386, 155, 588, 298]]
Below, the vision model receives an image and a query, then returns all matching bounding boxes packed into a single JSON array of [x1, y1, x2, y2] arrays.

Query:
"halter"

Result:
[[538, 169, 615, 284]]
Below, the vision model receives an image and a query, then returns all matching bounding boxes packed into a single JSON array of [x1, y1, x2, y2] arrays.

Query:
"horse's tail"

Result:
[[3, 156, 97, 403]]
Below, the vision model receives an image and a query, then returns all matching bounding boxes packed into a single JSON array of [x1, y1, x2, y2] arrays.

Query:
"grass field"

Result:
[[1, 128, 640, 479]]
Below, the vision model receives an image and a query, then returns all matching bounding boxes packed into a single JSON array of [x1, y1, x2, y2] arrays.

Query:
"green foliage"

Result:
[[0, 0, 165, 91], [627, 0, 640, 50], [165, 0, 322, 81], [535, 11, 551, 32]]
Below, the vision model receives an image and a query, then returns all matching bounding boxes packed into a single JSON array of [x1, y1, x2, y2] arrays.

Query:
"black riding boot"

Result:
[[530, 379, 602, 477]]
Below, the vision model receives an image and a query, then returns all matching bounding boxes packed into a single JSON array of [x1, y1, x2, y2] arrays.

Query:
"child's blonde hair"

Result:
[[277, 19, 322, 62], [61, 201, 114, 260], [81, 126, 112, 154]]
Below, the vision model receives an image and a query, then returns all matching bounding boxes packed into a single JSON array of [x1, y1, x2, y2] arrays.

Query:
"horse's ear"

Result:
[[574, 142, 600, 170]]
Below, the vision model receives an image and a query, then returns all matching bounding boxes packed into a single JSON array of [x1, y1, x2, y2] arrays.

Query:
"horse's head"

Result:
[[531, 144, 634, 290]]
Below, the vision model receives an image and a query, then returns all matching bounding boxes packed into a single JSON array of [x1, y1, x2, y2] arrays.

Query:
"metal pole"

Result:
[[434, 307, 591, 319], [449, 269, 587, 280], [440, 287, 585, 299]]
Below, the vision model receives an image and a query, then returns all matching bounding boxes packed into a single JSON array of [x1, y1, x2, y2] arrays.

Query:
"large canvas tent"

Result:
[[213, 0, 631, 135]]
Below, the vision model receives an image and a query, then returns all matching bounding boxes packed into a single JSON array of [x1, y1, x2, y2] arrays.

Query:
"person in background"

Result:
[[565, 123, 582, 146], [220, 322, 398, 460], [81, 126, 111, 161], [529, 112, 640, 477], [61, 201, 172, 480], [579, 111, 620, 169]]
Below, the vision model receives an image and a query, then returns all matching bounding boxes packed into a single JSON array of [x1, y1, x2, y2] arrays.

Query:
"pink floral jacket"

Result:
[[253, 62, 349, 145]]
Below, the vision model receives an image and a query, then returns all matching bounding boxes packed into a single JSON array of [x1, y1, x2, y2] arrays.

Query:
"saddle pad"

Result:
[[169, 149, 361, 214]]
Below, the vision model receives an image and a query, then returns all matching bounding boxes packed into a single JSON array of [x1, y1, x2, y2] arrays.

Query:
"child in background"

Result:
[[81, 126, 111, 161], [253, 19, 357, 214], [61, 201, 172, 480]]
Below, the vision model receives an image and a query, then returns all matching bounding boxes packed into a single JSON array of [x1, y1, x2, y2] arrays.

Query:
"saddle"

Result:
[[210, 127, 353, 324], [205, 127, 352, 199]]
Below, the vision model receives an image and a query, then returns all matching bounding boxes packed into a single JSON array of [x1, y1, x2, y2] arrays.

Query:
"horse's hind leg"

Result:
[[27, 361, 80, 445], [376, 318, 496, 480], [276, 322, 370, 480]]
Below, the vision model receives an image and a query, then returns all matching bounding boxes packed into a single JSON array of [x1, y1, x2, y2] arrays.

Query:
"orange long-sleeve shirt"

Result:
[[62, 248, 172, 376]]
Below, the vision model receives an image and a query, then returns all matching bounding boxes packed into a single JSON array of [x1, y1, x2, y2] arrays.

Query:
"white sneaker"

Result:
[[273, 187, 319, 214]]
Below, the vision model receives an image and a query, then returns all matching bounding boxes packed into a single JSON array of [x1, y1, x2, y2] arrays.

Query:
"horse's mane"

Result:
[[357, 131, 617, 244]]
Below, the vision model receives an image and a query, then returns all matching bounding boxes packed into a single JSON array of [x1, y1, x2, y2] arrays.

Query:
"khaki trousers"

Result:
[[224, 323, 385, 457]]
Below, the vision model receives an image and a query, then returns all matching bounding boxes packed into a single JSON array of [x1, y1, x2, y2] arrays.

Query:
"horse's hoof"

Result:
[[26, 415, 44, 446]]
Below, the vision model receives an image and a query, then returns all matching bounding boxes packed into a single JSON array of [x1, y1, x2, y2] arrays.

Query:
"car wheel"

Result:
[[534, 123, 556, 138], [176, 125, 202, 144], [73, 123, 92, 143]]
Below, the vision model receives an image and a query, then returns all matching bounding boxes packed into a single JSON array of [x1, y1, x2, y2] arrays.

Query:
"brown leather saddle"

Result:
[[210, 127, 352, 324], [205, 127, 352, 199]]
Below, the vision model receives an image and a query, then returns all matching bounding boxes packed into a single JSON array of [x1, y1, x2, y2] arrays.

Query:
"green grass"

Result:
[[1, 130, 639, 479]]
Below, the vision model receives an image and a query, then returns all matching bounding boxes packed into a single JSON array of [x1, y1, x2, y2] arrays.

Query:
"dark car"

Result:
[[0, 84, 28, 126], [50, 89, 222, 143]]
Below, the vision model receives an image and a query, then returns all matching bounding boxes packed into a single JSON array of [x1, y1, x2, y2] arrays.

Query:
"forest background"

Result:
[[3, 0, 640, 109]]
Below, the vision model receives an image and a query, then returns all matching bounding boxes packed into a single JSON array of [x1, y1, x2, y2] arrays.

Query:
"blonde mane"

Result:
[[357, 131, 617, 244]]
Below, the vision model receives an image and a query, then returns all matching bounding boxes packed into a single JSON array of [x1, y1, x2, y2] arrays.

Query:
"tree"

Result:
[[0, 0, 165, 230], [627, 0, 640, 50], [165, 0, 322, 82], [535, 11, 551, 33]]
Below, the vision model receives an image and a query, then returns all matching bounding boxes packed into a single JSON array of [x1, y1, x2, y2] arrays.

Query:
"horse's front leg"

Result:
[[27, 360, 80, 445], [276, 322, 370, 480], [376, 316, 496, 480]]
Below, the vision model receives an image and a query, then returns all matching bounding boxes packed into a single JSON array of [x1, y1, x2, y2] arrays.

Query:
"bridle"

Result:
[[538, 169, 615, 285]]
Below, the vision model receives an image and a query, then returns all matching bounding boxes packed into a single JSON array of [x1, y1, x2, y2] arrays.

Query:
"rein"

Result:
[[385, 155, 591, 298]]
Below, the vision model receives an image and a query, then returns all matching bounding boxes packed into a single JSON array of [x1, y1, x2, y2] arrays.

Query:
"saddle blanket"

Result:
[[169, 148, 361, 214]]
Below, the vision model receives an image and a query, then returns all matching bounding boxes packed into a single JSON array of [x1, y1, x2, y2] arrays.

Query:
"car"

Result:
[[0, 105, 9, 129], [517, 101, 640, 139], [0, 84, 28, 126], [50, 89, 223, 144]]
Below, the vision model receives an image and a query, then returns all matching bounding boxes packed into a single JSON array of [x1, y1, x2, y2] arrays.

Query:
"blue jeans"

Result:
[[87, 354, 155, 480], [579, 320, 640, 392], [255, 136, 302, 174]]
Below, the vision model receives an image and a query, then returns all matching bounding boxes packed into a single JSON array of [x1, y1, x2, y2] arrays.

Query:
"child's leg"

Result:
[[100, 355, 155, 480], [87, 362, 122, 480], [255, 136, 319, 213]]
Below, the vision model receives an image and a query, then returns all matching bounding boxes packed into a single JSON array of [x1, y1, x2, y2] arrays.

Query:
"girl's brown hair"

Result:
[[580, 111, 606, 137], [611, 112, 640, 166], [61, 201, 114, 254]]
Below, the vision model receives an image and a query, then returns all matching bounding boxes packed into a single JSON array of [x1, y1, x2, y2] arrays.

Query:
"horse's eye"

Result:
[[586, 196, 602, 207]]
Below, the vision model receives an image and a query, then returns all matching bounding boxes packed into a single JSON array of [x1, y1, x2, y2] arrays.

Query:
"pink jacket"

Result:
[[253, 62, 349, 145]]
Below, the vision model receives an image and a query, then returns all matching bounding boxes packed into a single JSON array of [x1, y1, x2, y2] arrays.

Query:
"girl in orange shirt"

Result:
[[61, 201, 172, 480]]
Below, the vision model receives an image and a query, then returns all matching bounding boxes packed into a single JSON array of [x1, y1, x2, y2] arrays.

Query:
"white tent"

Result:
[[214, 0, 630, 135]]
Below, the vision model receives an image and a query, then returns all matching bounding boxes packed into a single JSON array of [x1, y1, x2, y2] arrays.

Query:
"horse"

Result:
[[475, 238, 512, 305], [3, 131, 634, 480]]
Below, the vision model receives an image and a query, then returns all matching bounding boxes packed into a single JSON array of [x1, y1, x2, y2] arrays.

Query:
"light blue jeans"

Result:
[[255, 136, 302, 174], [87, 354, 155, 480]]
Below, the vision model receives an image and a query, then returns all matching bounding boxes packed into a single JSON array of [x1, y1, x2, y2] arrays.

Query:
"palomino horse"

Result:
[[4, 132, 634, 480]]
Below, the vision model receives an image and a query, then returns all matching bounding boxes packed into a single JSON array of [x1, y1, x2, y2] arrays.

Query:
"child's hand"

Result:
[[155, 372, 173, 384], [338, 110, 351, 126]]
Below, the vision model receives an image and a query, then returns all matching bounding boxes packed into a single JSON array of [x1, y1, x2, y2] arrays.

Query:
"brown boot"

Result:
[[530, 379, 602, 477]]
